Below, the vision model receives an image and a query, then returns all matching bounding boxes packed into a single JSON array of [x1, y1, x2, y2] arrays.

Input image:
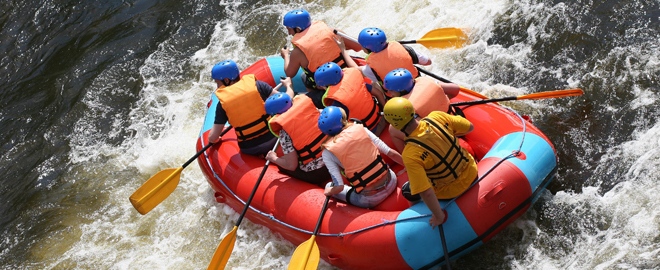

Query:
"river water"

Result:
[[1, 0, 658, 269]]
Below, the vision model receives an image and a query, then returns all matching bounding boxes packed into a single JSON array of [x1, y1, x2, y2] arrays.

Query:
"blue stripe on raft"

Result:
[[482, 132, 557, 201], [200, 94, 218, 136], [265, 57, 307, 94], [395, 201, 478, 269]]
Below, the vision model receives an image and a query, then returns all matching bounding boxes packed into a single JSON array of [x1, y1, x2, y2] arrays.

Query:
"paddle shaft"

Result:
[[334, 30, 358, 44], [452, 96, 518, 106], [312, 196, 331, 235], [417, 66, 584, 106], [181, 124, 233, 168], [287, 196, 331, 270], [439, 225, 452, 270], [451, 89, 584, 106], [234, 138, 280, 227], [417, 66, 452, 83], [399, 37, 458, 45]]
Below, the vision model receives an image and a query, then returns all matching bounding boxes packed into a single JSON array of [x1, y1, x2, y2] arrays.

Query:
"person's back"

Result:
[[382, 68, 460, 152], [358, 27, 432, 85], [265, 93, 330, 186], [383, 97, 476, 227], [318, 106, 403, 209], [402, 111, 477, 198], [280, 9, 362, 89], [315, 62, 386, 135], [216, 74, 272, 144], [208, 60, 294, 156]]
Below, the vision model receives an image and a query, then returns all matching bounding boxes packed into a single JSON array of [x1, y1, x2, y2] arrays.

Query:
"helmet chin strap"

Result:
[[401, 115, 417, 137]]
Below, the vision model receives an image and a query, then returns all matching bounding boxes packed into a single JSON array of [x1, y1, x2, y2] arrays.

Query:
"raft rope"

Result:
[[200, 107, 529, 237]]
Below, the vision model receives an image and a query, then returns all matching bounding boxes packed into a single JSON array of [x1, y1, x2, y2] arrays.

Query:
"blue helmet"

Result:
[[358, 27, 387, 53], [283, 9, 311, 31], [383, 68, 414, 92], [318, 106, 344, 136], [314, 62, 343, 87], [211, 60, 240, 81], [264, 93, 292, 115]]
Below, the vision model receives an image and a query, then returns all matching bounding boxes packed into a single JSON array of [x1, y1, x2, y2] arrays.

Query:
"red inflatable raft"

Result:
[[197, 56, 557, 269]]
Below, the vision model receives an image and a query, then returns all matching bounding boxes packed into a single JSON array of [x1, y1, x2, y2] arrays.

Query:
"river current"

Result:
[[0, 0, 658, 269]]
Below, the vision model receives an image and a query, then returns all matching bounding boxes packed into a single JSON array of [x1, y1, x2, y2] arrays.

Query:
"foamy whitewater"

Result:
[[13, 0, 657, 269]]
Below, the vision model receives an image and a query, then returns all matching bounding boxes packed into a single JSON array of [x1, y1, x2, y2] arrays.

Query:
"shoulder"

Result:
[[426, 111, 449, 122], [428, 111, 472, 129], [256, 80, 273, 93], [256, 80, 272, 89], [402, 144, 425, 163]]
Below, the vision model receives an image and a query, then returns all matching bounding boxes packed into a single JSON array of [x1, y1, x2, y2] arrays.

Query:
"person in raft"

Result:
[[263, 93, 330, 186], [382, 68, 460, 152], [357, 27, 433, 94], [318, 106, 403, 208], [382, 97, 478, 227], [279, 9, 363, 90], [208, 60, 294, 156], [314, 55, 388, 136]]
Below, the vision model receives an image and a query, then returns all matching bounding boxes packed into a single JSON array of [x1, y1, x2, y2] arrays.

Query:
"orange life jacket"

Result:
[[322, 68, 381, 130], [268, 95, 327, 165], [215, 74, 270, 142], [365, 41, 419, 82], [291, 21, 343, 72], [405, 77, 451, 115], [324, 124, 388, 193]]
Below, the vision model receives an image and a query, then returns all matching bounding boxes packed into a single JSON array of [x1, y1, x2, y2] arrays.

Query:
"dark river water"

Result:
[[1, 0, 658, 269]]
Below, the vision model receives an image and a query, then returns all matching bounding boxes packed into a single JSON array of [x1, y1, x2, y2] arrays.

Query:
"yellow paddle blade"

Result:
[[418, 27, 468, 48], [518, 89, 584, 100], [129, 167, 182, 215], [208, 226, 238, 270], [288, 236, 320, 270]]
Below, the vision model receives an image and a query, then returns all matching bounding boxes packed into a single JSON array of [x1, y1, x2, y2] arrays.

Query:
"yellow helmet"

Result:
[[383, 97, 415, 130]]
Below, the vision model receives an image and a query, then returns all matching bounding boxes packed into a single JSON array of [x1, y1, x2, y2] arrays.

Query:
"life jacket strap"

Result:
[[348, 155, 389, 194], [296, 133, 327, 163], [235, 114, 270, 141]]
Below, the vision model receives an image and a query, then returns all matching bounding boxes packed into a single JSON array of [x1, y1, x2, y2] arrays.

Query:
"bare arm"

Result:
[[386, 149, 404, 166], [334, 29, 367, 53], [208, 124, 226, 143], [271, 77, 295, 98], [337, 30, 363, 51], [265, 150, 299, 171], [439, 82, 460, 99], [420, 188, 446, 227], [281, 47, 305, 78], [334, 36, 358, 68], [370, 83, 387, 106]]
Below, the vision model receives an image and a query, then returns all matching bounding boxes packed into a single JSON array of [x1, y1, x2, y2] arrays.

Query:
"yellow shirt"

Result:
[[402, 111, 478, 199]]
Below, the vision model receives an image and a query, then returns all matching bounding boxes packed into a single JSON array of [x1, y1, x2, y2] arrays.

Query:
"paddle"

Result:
[[288, 195, 331, 270], [129, 125, 233, 215], [398, 27, 468, 49], [334, 27, 468, 50], [451, 89, 584, 106], [416, 66, 584, 105], [439, 225, 452, 270], [416, 66, 454, 84], [207, 138, 281, 270]]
